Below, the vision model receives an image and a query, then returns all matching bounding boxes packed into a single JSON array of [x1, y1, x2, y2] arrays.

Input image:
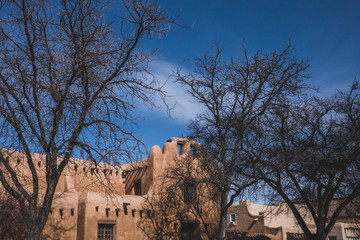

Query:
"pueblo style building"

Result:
[[0, 138, 219, 240], [2, 137, 359, 240], [227, 200, 360, 240]]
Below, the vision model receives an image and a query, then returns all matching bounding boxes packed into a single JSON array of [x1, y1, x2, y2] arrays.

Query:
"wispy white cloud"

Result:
[[147, 60, 205, 122]]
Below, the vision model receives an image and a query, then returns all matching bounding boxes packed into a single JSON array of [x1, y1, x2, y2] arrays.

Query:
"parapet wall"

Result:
[[0, 137, 205, 240]]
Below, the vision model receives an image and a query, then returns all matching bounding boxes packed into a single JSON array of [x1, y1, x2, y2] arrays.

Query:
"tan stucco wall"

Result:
[[228, 201, 282, 240], [1, 137, 218, 240], [228, 200, 358, 240]]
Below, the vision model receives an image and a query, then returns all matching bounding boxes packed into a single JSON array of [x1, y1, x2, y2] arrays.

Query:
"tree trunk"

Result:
[[315, 224, 328, 240], [218, 190, 229, 240], [26, 209, 49, 240], [27, 225, 42, 240]]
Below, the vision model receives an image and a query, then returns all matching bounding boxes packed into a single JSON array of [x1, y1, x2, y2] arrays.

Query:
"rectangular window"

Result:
[[98, 224, 114, 240], [184, 181, 196, 204], [181, 222, 200, 240], [229, 213, 236, 225], [134, 181, 141, 195], [287, 233, 307, 240]]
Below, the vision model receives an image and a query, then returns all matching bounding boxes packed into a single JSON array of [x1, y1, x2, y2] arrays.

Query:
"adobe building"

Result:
[[0, 137, 218, 240], [227, 200, 360, 240]]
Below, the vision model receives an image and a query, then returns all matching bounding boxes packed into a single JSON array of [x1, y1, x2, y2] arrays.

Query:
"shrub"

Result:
[[227, 231, 271, 240]]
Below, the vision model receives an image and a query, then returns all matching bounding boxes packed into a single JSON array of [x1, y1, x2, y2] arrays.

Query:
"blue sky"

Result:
[[135, 0, 360, 152]]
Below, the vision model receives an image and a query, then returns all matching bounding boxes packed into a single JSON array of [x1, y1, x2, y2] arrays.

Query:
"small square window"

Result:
[[98, 224, 114, 240]]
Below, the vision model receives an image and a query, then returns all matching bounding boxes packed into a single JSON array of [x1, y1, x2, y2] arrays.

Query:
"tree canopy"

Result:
[[175, 43, 310, 240], [0, 0, 174, 239]]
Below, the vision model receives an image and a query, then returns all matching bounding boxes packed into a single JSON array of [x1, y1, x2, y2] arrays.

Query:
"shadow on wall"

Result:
[[41, 218, 77, 240]]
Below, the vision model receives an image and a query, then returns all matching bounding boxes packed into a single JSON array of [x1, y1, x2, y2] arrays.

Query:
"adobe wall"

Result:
[[228, 200, 358, 240], [41, 139, 173, 239], [0, 149, 124, 194], [1, 137, 217, 240], [228, 201, 282, 240], [141, 137, 219, 239]]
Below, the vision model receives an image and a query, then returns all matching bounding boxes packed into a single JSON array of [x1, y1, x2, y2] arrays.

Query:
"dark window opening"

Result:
[[181, 222, 200, 240], [134, 181, 141, 195], [229, 213, 236, 225], [184, 181, 196, 205], [98, 224, 114, 240], [287, 233, 307, 240]]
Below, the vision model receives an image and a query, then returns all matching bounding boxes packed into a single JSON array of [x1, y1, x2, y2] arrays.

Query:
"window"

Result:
[[183, 181, 196, 204], [229, 213, 236, 225], [287, 233, 307, 240], [134, 181, 141, 195], [181, 221, 200, 240], [98, 224, 114, 240]]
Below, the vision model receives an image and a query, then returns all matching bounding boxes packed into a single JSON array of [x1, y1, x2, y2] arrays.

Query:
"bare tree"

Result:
[[139, 150, 218, 240], [250, 81, 360, 240], [0, 0, 174, 239], [0, 191, 27, 239], [175, 43, 310, 240]]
